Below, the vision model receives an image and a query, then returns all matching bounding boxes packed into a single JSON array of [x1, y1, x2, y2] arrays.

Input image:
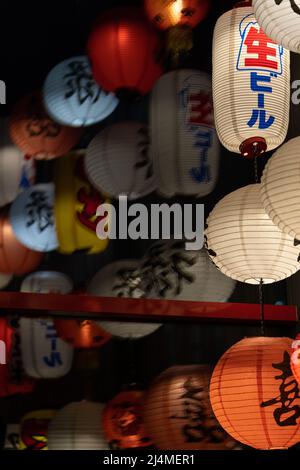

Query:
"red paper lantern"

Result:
[[0, 211, 43, 275], [54, 319, 112, 349], [87, 7, 163, 95], [144, 0, 209, 30], [9, 91, 82, 160], [103, 390, 152, 449]]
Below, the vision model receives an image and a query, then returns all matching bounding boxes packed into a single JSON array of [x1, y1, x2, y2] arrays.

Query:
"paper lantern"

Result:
[[0, 118, 35, 207], [9, 91, 82, 159], [10, 183, 58, 253], [54, 320, 112, 350], [205, 184, 300, 284], [0, 273, 13, 289], [143, 365, 237, 450], [43, 55, 119, 127], [48, 401, 108, 450], [261, 136, 300, 240], [19, 410, 56, 450], [150, 70, 219, 196], [85, 122, 156, 199], [88, 260, 162, 339], [103, 390, 152, 449], [210, 337, 300, 450], [54, 151, 109, 254], [0, 318, 35, 398], [0, 211, 43, 275], [253, 0, 300, 54], [87, 7, 163, 95], [290, 335, 300, 386], [140, 241, 235, 301], [21, 271, 73, 294], [212, 5, 290, 157], [145, 0, 209, 30]]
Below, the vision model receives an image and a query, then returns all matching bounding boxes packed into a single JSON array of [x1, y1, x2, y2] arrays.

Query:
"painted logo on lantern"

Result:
[[38, 320, 63, 369], [237, 14, 285, 131], [179, 74, 215, 184]]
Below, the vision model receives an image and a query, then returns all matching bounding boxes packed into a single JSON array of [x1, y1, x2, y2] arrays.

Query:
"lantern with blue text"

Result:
[[253, 0, 300, 54], [9, 183, 58, 253], [87, 7, 163, 96], [212, 5, 290, 158], [43, 56, 119, 127], [9, 91, 82, 159], [19, 410, 56, 450], [103, 391, 152, 449], [150, 70, 219, 196], [210, 337, 300, 449], [48, 401, 108, 450], [54, 319, 112, 350], [143, 365, 238, 450]]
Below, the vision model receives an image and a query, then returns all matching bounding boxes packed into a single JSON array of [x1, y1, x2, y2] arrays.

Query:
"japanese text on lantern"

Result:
[[237, 14, 284, 130], [40, 320, 63, 368]]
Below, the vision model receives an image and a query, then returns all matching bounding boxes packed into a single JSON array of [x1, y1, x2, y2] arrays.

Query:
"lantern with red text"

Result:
[[87, 7, 163, 96], [19, 410, 56, 450], [210, 337, 300, 449], [212, 5, 290, 158], [103, 391, 152, 449], [143, 365, 237, 450], [54, 320, 112, 350], [9, 91, 82, 159]]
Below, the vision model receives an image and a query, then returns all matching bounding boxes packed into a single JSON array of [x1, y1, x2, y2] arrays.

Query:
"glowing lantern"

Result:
[[150, 69, 219, 196], [210, 337, 300, 449], [54, 150, 109, 254], [0, 118, 35, 207], [103, 391, 152, 449], [9, 91, 82, 159], [143, 365, 237, 450], [145, 0, 209, 30], [212, 5, 290, 157], [205, 184, 300, 284], [19, 410, 56, 450], [261, 136, 300, 240], [87, 7, 163, 95], [85, 122, 156, 199], [253, 0, 300, 54], [54, 320, 112, 350], [43, 55, 119, 127], [88, 260, 162, 339], [0, 211, 43, 275], [9, 183, 58, 252], [48, 401, 108, 450]]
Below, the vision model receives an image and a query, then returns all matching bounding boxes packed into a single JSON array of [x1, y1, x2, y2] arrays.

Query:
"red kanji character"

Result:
[[244, 26, 278, 70], [188, 92, 214, 126]]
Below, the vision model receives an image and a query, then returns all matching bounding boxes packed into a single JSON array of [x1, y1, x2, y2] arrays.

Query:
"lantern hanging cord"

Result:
[[259, 279, 265, 337], [254, 156, 259, 183]]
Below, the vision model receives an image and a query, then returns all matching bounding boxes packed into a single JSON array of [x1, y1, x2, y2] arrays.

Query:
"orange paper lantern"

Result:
[[145, 0, 209, 30], [0, 211, 43, 275], [54, 319, 111, 349], [9, 91, 82, 159], [103, 391, 152, 449], [143, 365, 237, 450], [210, 337, 300, 450]]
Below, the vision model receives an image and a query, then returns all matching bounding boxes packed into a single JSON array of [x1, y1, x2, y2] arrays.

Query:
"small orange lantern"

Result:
[[145, 0, 209, 30], [103, 390, 152, 449], [0, 211, 43, 275], [9, 91, 82, 160], [143, 365, 237, 450], [54, 319, 111, 349], [210, 337, 300, 450]]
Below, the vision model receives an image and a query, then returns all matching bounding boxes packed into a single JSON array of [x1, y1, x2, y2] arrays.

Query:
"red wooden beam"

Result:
[[0, 292, 297, 324]]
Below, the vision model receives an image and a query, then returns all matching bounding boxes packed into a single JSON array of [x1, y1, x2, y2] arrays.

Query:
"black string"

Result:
[[259, 279, 265, 337], [254, 155, 259, 183]]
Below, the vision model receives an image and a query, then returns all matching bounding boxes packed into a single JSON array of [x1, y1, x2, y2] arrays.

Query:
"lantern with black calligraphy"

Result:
[[253, 0, 300, 54], [212, 4, 290, 158], [103, 391, 152, 449], [85, 122, 156, 199], [150, 70, 219, 196], [19, 410, 56, 451], [210, 337, 300, 449], [143, 365, 237, 450], [43, 56, 119, 127], [9, 91, 82, 159]]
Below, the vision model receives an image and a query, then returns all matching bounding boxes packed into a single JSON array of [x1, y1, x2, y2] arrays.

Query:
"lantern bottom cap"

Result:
[[239, 137, 267, 159]]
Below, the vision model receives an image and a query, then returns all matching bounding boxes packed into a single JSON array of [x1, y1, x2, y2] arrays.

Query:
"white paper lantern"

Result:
[[205, 184, 300, 284], [0, 272, 13, 289], [88, 260, 161, 339], [213, 6, 290, 157], [9, 183, 58, 252], [48, 401, 108, 450], [21, 271, 73, 294], [261, 137, 300, 240], [150, 70, 220, 196], [85, 122, 156, 199], [43, 55, 119, 127], [0, 118, 35, 207], [253, 0, 300, 54]]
